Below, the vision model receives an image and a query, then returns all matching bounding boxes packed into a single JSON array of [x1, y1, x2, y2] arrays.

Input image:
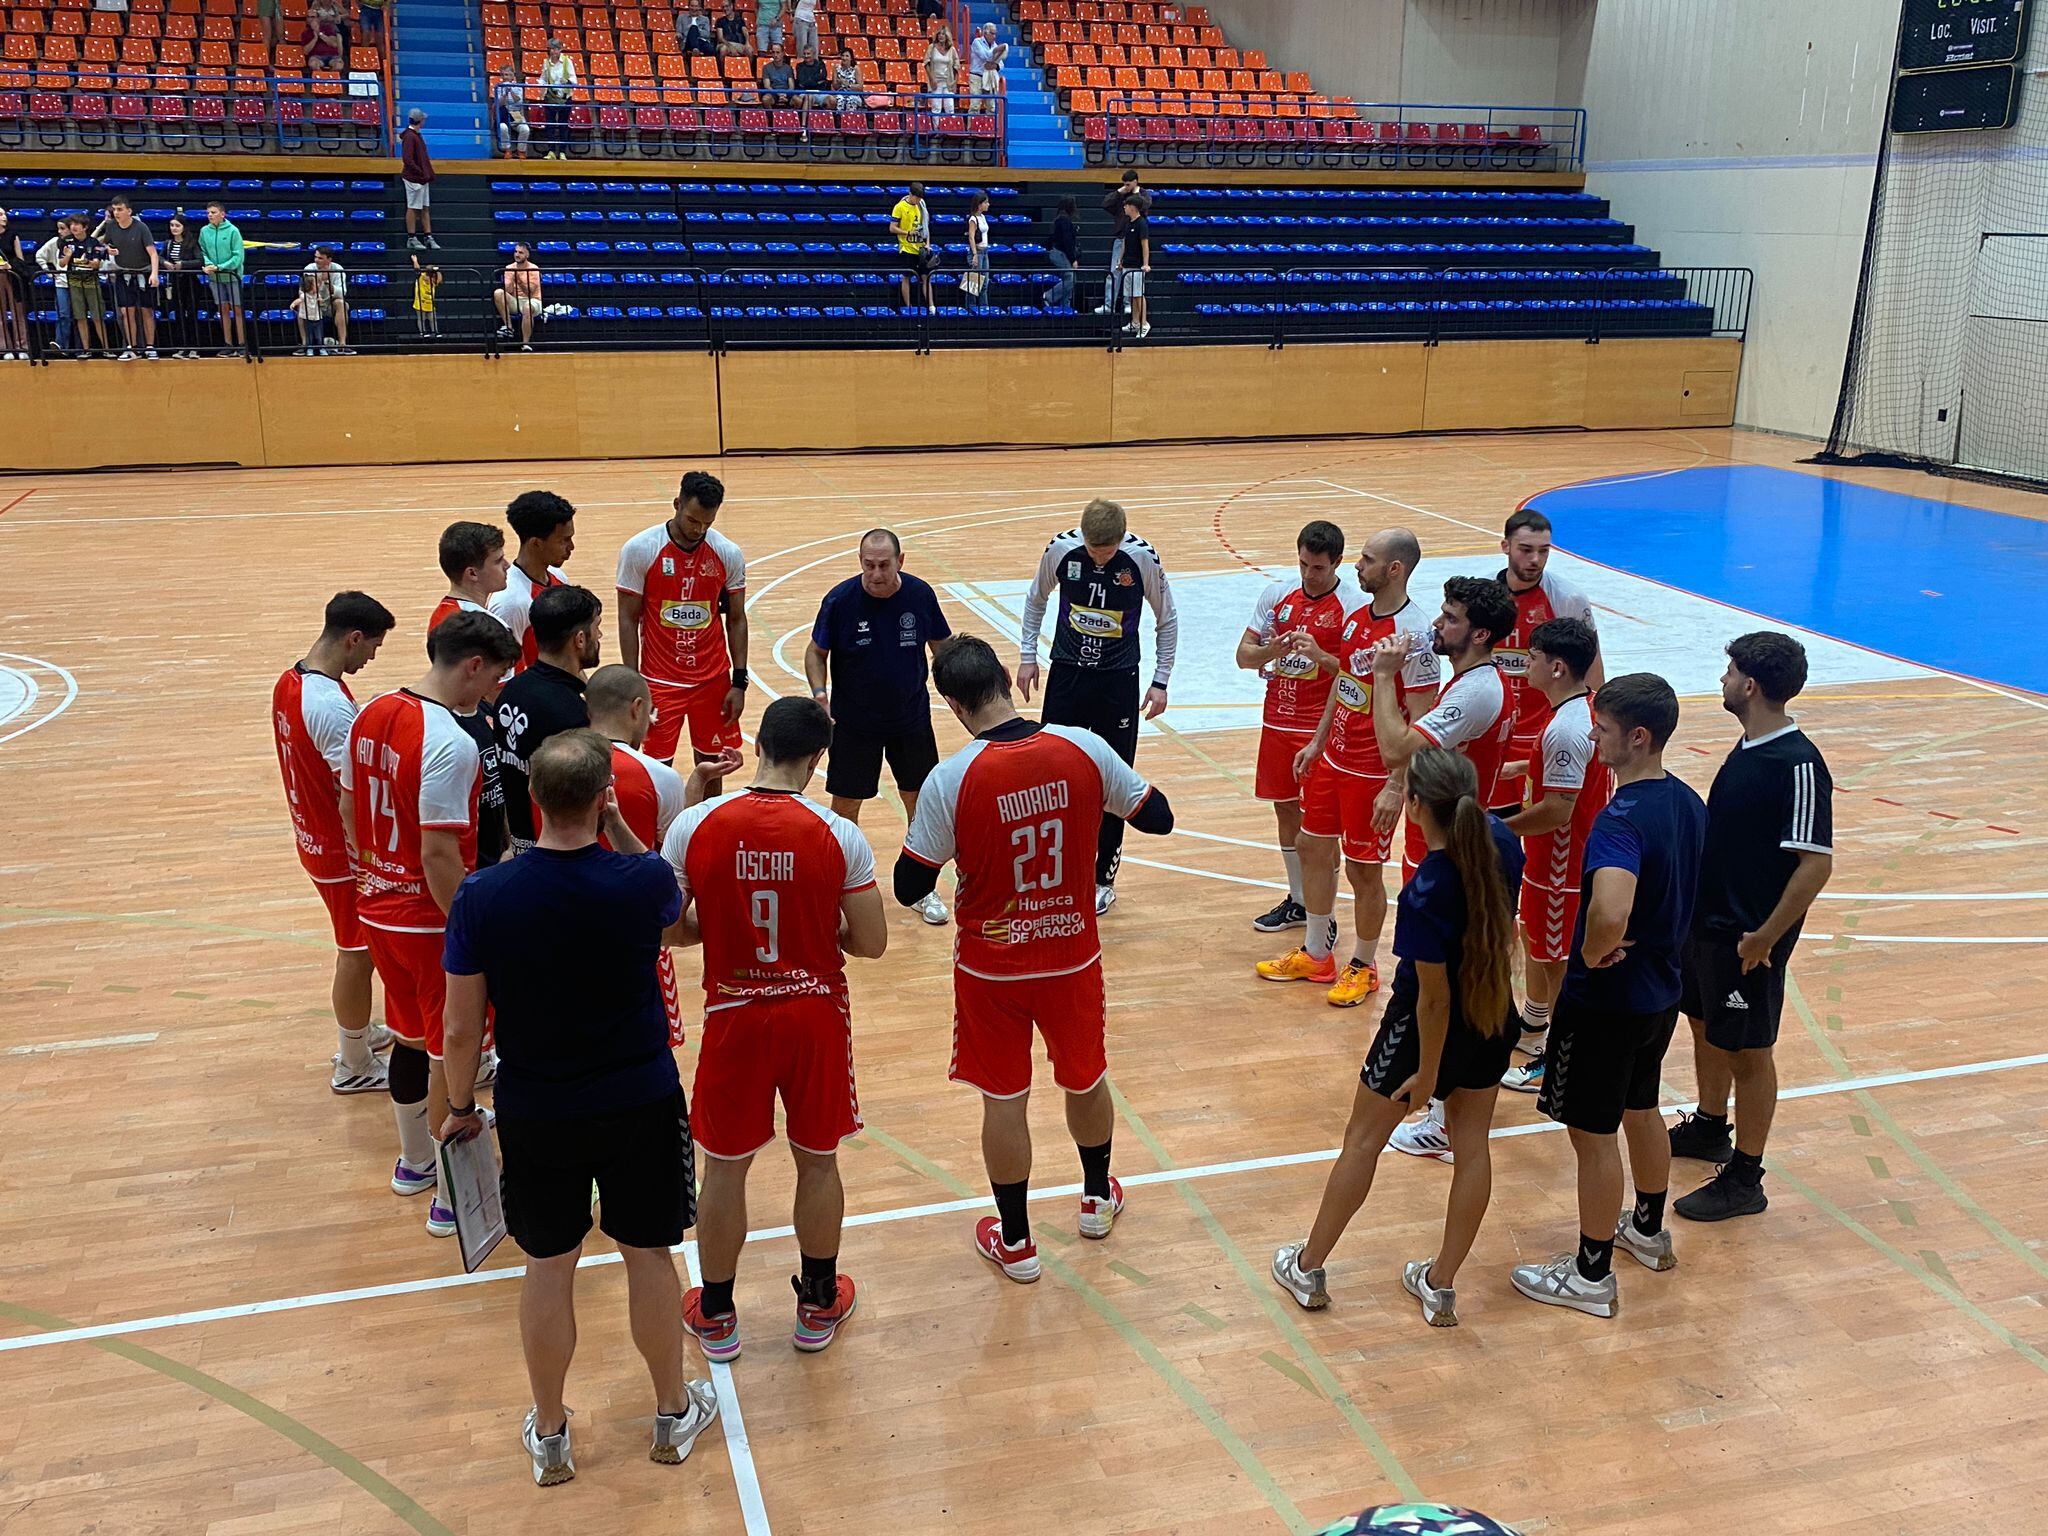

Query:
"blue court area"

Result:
[[1526, 466, 2048, 694]]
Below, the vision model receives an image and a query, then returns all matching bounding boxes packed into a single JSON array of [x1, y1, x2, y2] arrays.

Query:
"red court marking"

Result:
[[0, 489, 37, 520]]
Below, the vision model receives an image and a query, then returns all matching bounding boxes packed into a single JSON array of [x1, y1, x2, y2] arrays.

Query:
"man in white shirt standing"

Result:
[[968, 22, 1007, 106]]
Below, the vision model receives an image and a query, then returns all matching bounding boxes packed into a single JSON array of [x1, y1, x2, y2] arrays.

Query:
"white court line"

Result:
[[0, 652, 79, 747], [682, 1241, 774, 1536], [4, 1048, 2045, 1360], [5, 1032, 160, 1055]]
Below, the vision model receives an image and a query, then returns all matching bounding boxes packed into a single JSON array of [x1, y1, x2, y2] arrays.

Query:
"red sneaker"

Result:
[[974, 1216, 1041, 1283], [681, 1287, 741, 1363], [792, 1274, 858, 1353], [1079, 1175, 1124, 1239]]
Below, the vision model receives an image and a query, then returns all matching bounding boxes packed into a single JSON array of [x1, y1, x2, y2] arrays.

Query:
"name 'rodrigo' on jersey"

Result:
[[1019, 529, 1178, 684]]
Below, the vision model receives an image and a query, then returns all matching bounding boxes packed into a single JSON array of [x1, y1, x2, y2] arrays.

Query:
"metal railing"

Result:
[[0, 258, 1749, 360], [0, 69, 393, 154], [1095, 98, 1586, 172], [489, 80, 1006, 164]]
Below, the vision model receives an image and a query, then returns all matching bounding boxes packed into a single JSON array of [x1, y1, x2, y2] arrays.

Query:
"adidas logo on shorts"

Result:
[[1723, 991, 1749, 1011]]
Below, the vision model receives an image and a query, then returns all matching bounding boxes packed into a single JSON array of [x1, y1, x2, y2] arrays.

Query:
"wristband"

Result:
[[448, 1101, 479, 1118], [730, 669, 748, 689], [811, 688, 828, 700]]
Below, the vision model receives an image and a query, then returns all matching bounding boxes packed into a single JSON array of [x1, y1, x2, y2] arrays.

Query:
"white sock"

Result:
[[393, 1099, 435, 1170], [1424, 1098, 1445, 1128], [1305, 911, 1335, 960], [1523, 999, 1552, 1032], [1280, 845, 1303, 904], [338, 1025, 374, 1071]]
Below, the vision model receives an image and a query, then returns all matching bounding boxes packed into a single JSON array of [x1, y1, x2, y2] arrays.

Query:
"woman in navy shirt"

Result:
[[1273, 746, 1522, 1326]]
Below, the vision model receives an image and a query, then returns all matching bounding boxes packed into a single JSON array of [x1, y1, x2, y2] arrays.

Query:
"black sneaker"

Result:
[[1251, 898, 1307, 934], [1674, 1164, 1768, 1223], [1668, 1111, 1734, 1165]]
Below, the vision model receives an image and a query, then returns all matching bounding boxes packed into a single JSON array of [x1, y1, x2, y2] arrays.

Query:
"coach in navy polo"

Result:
[[803, 529, 954, 922]]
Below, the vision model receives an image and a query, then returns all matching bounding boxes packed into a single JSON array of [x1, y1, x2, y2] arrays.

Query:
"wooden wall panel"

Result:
[[1, 359, 268, 471], [1581, 337, 1742, 427], [1109, 343, 1428, 442], [1420, 336, 1742, 432]]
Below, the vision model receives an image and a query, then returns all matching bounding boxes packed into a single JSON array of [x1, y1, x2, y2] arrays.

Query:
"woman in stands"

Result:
[[537, 38, 580, 160], [962, 191, 991, 311], [925, 26, 959, 115], [0, 209, 31, 362], [1043, 195, 1080, 312], [159, 213, 206, 361]]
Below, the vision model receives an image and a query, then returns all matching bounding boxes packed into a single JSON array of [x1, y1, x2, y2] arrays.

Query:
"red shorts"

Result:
[[363, 925, 449, 1057], [646, 677, 745, 764], [1300, 761, 1395, 864], [313, 874, 366, 951], [691, 992, 860, 1159], [1254, 725, 1313, 802], [950, 960, 1107, 1100], [1519, 877, 1582, 965]]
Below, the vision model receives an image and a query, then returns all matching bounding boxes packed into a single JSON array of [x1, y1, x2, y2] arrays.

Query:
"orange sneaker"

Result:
[[792, 1274, 858, 1353], [682, 1288, 741, 1363], [1326, 960, 1380, 1007], [1255, 947, 1338, 984]]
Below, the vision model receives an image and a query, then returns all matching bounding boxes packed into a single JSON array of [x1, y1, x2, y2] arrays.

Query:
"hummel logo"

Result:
[[1723, 991, 1749, 1011]]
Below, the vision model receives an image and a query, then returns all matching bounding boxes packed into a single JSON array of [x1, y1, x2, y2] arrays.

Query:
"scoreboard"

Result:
[[1892, 0, 2029, 133]]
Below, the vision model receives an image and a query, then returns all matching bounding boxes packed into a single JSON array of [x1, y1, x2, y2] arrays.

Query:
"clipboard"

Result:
[[437, 1129, 509, 1273]]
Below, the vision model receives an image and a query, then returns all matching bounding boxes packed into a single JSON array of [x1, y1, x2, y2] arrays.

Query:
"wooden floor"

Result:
[[1, 428, 2045, 1536]]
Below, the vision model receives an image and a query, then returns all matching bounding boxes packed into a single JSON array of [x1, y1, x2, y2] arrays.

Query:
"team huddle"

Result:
[[268, 481, 1833, 1483]]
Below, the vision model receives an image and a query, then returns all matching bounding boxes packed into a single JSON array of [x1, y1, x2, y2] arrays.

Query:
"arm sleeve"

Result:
[[1066, 727, 1153, 819], [1538, 713, 1593, 794], [1390, 883, 1452, 966], [661, 805, 702, 902], [1018, 540, 1061, 665], [418, 730, 480, 829], [810, 588, 836, 650], [1581, 810, 1642, 882], [441, 882, 483, 975], [901, 761, 958, 867], [644, 852, 684, 927], [925, 583, 954, 641], [338, 721, 358, 791], [1245, 579, 1283, 641], [651, 760, 690, 841], [487, 586, 527, 643], [307, 690, 357, 778], [721, 539, 747, 593], [893, 850, 940, 906], [837, 821, 878, 892], [1554, 574, 1595, 628], [1142, 549, 1178, 686], [614, 530, 652, 595], [1780, 752, 1834, 854], [1412, 673, 1500, 751]]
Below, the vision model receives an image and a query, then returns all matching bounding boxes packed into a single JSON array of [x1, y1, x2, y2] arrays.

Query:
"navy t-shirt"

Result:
[[1387, 815, 1525, 1034], [443, 843, 683, 1120], [810, 572, 952, 728], [1563, 773, 1708, 1013]]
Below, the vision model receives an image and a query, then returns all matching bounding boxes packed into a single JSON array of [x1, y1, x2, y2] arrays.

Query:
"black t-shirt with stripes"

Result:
[[1693, 724, 1833, 941]]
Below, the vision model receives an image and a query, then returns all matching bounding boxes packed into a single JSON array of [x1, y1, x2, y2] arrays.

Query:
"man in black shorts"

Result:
[[441, 730, 717, 1486], [1671, 632, 1834, 1222], [805, 528, 954, 923], [1515, 673, 1705, 1320]]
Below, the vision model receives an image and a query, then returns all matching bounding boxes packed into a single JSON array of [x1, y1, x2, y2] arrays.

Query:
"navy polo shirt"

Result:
[[810, 572, 952, 728], [1564, 773, 1708, 1013]]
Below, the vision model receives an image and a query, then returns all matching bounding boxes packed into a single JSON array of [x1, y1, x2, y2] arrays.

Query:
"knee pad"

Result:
[[387, 1041, 429, 1105]]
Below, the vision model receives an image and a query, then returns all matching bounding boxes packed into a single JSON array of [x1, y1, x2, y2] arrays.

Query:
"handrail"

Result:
[[5, 69, 392, 151], [1093, 96, 1585, 171]]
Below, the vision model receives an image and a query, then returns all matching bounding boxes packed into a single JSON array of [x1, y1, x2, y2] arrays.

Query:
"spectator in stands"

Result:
[[358, 0, 385, 40], [678, 4, 717, 57], [1043, 195, 1079, 311], [916, 0, 945, 20], [0, 210, 30, 362], [200, 199, 247, 357], [968, 22, 1007, 106], [36, 223, 73, 357], [59, 217, 110, 360], [1095, 169, 1148, 318], [755, 0, 786, 54], [1119, 195, 1151, 340], [101, 196, 160, 362], [715, 2, 751, 57], [832, 46, 865, 103], [160, 212, 205, 360], [924, 25, 959, 113], [791, 0, 819, 56], [496, 242, 545, 351], [538, 38, 580, 159], [795, 46, 831, 109], [300, 4, 345, 69], [496, 66, 531, 158], [293, 247, 351, 355], [256, 0, 280, 49], [402, 108, 440, 248], [961, 190, 991, 311], [760, 51, 797, 108], [413, 256, 442, 337], [892, 182, 935, 313]]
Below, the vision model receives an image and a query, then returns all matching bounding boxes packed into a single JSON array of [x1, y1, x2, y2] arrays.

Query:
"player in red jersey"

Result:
[[341, 609, 521, 1234], [1235, 520, 1367, 936], [616, 470, 748, 786], [1258, 527, 1439, 1006], [895, 637, 1175, 1283], [272, 591, 396, 1095], [665, 698, 886, 1359], [430, 519, 511, 636], [1501, 617, 1612, 1094], [586, 664, 741, 1047], [1492, 507, 1600, 816], [488, 490, 576, 673], [1371, 574, 1519, 1162]]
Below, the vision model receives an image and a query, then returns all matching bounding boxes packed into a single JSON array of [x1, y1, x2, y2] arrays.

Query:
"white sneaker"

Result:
[[522, 1408, 576, 1486], [1386, 1100, 1452, 1162], [118, 349, 138, 361], [1615, 1212, 1677, 1272], [1135, 323, 1151, 339], [1271, 1241, 1328, 1310], [1094, 884, 1116, 916], [475, 1047, 499, 1087], [1510, 1254, 1618, 1318], [916, 890, 950, 926], [1078, 1175, 1123, 1239], [368, 1022, 395, 1053], [650, 1381, 719, 1464], [1402, 1258, 1457, 1326], [1501, 1056, 1545, 1094], [330, 1053, 388, 1095]]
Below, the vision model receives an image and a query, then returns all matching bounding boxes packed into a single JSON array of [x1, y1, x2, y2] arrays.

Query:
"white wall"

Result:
[[1578, 0, 1897, 437]]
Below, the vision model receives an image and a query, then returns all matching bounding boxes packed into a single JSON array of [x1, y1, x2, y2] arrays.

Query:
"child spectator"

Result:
[[413, 257, 443, 336], [37, 222, 73, 355], [496, 66, 532, 158], [60, 216, 110, 358], [961, 189, 991, 311], [199, 199, 247, 356], [160, 211, 206, 358], [293, 246, 351, 354]]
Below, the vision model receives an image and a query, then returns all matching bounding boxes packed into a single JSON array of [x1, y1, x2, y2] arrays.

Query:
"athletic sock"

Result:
[[1349, 942, 1376, 970], [1632, 1189, 1667, 1235], [1575, 1233, 1615, 1283], [1693, 1108, 1729, 1130], [392, 1099, 434, 1170], [796, 1252, 838, 1309], [1077, 1139, 1112, 1201], [1522, 999, 1552, 1033], [992, 1179, 1030, 1246], [1727, 1149, 1764, 1183], [1304, 911, 1335, 960], [700, 1278, 736, 1319], [1280, 845, 1303, 904], [337, 1025, 374, 1071]]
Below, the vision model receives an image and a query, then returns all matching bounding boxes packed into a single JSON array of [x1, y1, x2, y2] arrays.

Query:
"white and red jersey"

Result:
[[616, 524, 747, 690], [1323, 599, 1440, 778], [663, 787, 875, 1012], [1495, 568, 1594, 735], [605, 739, 688, 850], [1411, 660, 1515, 809], [905, 723, 1152, 982], [271, 663, 358, 882], [342, 690, 482, 933], [1246, 578, 1367, 733], [1522, 691, 1611, 893], [487, 563, 566, 673]]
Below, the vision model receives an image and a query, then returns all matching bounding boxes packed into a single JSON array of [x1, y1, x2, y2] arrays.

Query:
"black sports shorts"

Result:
[[498, 1088, 695, 1259]]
